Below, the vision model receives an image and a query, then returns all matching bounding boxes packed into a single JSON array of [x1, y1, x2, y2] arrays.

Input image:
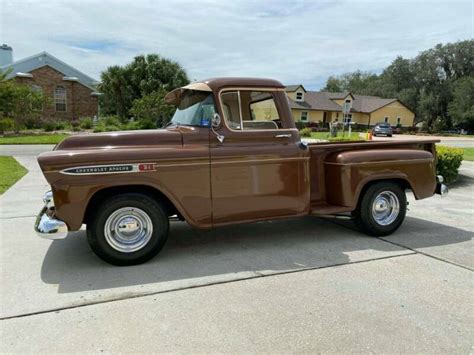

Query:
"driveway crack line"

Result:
[[0, 252, 415, 321], [378, 238, 473, 272]]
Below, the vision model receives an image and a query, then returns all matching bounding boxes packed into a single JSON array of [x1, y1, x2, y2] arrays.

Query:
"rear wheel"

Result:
[[87, 193, 169, 266], [353, 181, 406, 236]]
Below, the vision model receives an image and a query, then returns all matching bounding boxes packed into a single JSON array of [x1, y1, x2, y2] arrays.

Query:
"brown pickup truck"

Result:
[[35, 77, 448, 265]]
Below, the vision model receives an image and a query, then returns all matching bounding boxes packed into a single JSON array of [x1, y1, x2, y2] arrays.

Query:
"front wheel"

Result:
[[87, 193, 169, 266], [353, 182, 406, 236]]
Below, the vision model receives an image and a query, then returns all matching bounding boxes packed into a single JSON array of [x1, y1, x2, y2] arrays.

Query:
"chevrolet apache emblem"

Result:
[[60, 163, 157, 175]]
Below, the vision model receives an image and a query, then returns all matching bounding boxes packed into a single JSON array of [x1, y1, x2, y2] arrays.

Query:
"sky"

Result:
[[1, 0, 473, 90]]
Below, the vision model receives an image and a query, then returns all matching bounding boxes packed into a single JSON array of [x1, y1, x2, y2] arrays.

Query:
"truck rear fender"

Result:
[[324, 149, 436, 207]]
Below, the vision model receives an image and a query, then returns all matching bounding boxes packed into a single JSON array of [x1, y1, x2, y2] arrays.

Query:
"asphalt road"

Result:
[[368, 134, 474, 148], [0, 148, 472, 352]]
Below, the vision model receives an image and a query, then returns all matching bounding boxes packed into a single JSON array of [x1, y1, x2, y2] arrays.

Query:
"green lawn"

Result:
[[463, 147, 474, 161], [310, 131, 363, 141], [0, 134, 69, 144], [0, 156, 28, 194]]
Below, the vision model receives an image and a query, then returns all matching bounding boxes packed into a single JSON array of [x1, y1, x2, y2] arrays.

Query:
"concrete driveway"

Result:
[[0, 147, 473, 352]]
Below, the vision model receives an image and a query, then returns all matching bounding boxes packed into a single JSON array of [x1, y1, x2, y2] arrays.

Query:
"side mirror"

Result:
[[212, 113, 221, 128], [211, 113, 225, 143]]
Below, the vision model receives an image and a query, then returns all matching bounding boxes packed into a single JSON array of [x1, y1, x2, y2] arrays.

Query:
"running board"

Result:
[[315, 214, 353, 220], [310, 203, 352, 216]]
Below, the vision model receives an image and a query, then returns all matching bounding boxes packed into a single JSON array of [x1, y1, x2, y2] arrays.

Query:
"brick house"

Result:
[[0, 45, 99, 121]]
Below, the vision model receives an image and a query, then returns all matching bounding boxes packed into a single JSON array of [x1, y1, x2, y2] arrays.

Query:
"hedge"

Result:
[[299, 128, 312, 137], [436, 146, 464, 183]]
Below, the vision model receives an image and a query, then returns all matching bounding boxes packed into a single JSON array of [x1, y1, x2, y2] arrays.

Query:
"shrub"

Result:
[[93, 119, 121, 133], [105, 125, 120, 131], [43, 121, 56, 132], [79, 117, 93, 129], [0, 118, 15, 133], [295, 121, 307, 130], [23, 117, 43, 130], [102, 115, 122, 127], [93, 125, 104, 133], [71, 120, 81, 132], [138, 119, 157, 129], [299, 127, 312, 137], [54, 121, 69, 130], [122, 120, 141, 130], [436, 146, 464, 183]]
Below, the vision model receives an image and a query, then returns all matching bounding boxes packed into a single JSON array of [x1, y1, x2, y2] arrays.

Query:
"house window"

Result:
[[344, 113, 352, 124], [54, 86, 67, 112], [300, 111, 308, 122], [397, 117, 401, 125], [295, 92, 304, 101], [384, 116, 389, 123], [31, 85, 43, 111]]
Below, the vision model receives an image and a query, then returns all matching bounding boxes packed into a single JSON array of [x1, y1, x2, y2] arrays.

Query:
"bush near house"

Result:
[[436, 146, 464, 183], [79, 117, 93, 129], [0, 118, 15, 134], [299, 128, 312, 137]]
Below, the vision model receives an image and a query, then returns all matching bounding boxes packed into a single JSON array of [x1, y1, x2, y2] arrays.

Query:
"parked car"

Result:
[[35, 77, 447, 266], [372, 122, 393, 137]]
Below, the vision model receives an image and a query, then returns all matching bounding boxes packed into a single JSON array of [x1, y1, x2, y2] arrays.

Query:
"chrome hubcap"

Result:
[[104, 207, 153, 253], [371, 191, 400, 226]]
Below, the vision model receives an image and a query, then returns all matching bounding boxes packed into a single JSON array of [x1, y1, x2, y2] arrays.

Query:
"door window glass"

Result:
[[221, 90, 281, 130]]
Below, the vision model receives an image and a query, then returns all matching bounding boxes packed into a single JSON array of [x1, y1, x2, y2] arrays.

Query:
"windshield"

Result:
[[171, 90, 215, 127], [377, 123, 391, 128]]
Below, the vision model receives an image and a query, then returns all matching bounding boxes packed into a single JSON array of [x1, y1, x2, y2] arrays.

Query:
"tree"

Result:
[[0, 80, 45, 132], [448, 76, 474, 132], [323, 76, 343, 92], [99, 54, 189, 119], [321, 39, 474, 131], [322, 71, 383, 96], [130, 89, 175, 128], [100, 65, 132, 119]]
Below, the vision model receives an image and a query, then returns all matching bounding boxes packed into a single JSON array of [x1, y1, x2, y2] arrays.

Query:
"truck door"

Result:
[[209, 89, 309, 225]]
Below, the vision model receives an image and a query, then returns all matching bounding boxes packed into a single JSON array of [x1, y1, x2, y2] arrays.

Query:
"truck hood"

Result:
[[54, 128, 182, 151], [38, 128, 184, 175]]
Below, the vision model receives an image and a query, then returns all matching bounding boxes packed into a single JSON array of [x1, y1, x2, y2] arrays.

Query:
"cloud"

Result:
[[1, 0, 472, 89]]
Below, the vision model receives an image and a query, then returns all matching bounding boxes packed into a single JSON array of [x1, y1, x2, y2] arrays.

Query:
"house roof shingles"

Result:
[[1, 52, 98, 90], [287, 88, 405, 114]]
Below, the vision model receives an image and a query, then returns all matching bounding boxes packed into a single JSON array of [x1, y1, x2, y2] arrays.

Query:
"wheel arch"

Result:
[[353, 176, 414, 209], [83, 184, 183, 226]]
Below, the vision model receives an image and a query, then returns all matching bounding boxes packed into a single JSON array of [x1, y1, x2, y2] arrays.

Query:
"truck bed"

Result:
[[307, 139, 439, 213]]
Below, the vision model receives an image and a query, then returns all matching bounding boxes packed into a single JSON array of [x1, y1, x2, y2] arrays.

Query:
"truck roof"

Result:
[[165, 77, 286, 104], [200, 77, 285, 91]]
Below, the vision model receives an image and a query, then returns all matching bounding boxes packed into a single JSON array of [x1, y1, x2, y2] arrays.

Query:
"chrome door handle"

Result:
[[275, 134, 292, 138]]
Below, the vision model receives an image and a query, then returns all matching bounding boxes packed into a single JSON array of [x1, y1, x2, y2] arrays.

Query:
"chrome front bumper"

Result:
[[435, 175, 449, 197], [34, 191, 69, 240]]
